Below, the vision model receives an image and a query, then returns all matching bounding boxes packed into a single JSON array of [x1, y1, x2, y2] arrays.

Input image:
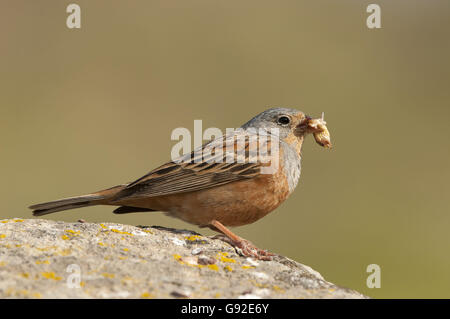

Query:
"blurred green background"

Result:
[[1, 0, 449, 298]]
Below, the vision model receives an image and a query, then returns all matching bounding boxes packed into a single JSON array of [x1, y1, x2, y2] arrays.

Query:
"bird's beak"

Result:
[[294, 115, 312, 137]]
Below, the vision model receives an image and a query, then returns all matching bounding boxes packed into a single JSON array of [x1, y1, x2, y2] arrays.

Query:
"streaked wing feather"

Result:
[[112, 131, 274, 201]]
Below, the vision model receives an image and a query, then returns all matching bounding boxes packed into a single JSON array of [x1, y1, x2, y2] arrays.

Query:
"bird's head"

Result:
[[241, 107, 332, 151]]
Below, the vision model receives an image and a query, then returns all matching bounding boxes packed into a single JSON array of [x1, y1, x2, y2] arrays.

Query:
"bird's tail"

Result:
[[29, 184, 126, 216]]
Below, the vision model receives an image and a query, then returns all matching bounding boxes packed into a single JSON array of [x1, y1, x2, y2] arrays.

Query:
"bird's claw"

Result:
[[212, 234, 274, 261]]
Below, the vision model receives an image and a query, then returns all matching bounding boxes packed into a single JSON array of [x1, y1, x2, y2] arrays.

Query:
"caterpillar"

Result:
[[309, 113, 332, 149]]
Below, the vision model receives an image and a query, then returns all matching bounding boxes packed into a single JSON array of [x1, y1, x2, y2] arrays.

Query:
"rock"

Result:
[[0, 218, 366, 299]]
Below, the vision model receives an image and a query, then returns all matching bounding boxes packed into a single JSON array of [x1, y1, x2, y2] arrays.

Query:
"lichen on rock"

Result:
[[0, 218, 366, 299]]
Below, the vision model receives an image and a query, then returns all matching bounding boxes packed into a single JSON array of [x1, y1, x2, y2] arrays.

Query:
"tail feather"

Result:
[[30, 195, 104, 216], [29, 184, 126, 216]]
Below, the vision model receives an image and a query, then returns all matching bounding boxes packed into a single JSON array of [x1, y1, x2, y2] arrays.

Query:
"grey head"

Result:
[[240, 108, 308, 192], [240, 107, 307, 139]]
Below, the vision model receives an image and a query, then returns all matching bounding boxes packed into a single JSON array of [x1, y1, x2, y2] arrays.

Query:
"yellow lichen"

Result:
[[58, 249, 72, 256], [65, 229, 80, 235], [241, 265, 255, 269], [41, 272, 62, 280], [1, 219, 24, 224], [207, 264, 219, 271], [122, 248, 129, 251], [173, 254, 184, 264], [250, 280, 269, 288], [184, 235, 201, 241], [121, 276, 134, 283], [273, 285, 285, 293], [111, 229, 133, 236], [98, 242, 106, 246], [0, 234, 6, 239], [184, 235, 207, 244], [141, 292, 153, 299], [217, 252, 236, 263], [35, 260, 50, 265], [224, 265, 233, 272], [173, 254, 220, 271], [36, 246, 57, 251], [102, 273, 115, 279], [61, 229, 80, 241]]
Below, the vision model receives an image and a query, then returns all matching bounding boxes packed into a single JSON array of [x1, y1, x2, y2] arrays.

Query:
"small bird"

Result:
[[29, 108, 331, 260]]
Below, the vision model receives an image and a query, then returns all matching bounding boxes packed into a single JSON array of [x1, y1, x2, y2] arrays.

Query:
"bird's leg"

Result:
[[209, 220, 274, 261]]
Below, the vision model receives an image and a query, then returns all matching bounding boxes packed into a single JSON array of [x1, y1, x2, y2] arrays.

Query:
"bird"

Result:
[[29, 108, 331, 260]]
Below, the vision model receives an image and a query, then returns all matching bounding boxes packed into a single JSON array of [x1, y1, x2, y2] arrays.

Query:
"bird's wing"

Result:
[[111, 131, 276, 201]]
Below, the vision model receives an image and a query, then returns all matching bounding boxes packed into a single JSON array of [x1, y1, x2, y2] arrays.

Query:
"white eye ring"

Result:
[[277, 116, 291, 125]]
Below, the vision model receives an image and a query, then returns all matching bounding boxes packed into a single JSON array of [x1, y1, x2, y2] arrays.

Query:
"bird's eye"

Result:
[[277, 116, 291, 125]]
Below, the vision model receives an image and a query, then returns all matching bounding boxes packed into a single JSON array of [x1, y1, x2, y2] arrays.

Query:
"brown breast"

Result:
[[115, 161, 291, 227]]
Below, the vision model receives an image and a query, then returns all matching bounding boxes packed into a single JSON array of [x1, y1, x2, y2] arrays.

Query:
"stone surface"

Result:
[[0, 218, 366, 299]]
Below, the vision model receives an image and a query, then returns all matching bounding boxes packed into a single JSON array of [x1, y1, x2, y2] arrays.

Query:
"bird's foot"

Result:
[[212, 234, 275, 261]]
